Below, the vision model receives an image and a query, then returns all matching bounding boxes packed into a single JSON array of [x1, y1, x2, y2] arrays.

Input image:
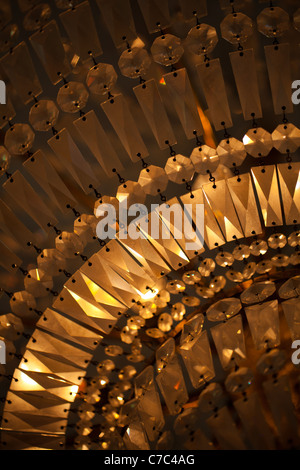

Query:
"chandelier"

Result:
[[0, 0, 299, 451]]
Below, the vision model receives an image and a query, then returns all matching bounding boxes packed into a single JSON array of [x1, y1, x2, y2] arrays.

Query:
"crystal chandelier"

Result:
[[0, 0, 299, 451]]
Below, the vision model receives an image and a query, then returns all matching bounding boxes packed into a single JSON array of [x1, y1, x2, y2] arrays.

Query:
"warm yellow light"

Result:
[[243, 134, 253, 146], [70, 385, 79, 395], [138, 288, 158, 301]]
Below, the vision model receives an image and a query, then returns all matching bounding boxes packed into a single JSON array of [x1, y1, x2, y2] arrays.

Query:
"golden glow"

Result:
[[36, 269, 40, 281], [243, 134, 253, 146], [19, 371, 39, 387], [67, 288, 116, 320], [197, 104, 216, 148], [70, 385, 79, 395], [131, 37, 145, 48], [138, 288, 158, 301]]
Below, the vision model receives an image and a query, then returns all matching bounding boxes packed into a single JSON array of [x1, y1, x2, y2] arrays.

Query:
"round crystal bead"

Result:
[[226, 270, 244, 283], [256, 260, 273, 274], [268, 233, 287, 249], [221, 12, 253, 44], [23, 3, 51, 31], [240, 281, 276, 305], [154, 289, 170, 308], [195, 286, 215, 298], [118, 365, 136, 381], [105, 345, 123, 357], [24, 268, 53, 298], [127, 315, 145, 330], [249, 239, 268, 256], [86, 63, 117, 95], [185, 24, 218, 55], [294, 8, 300, 32], [55, 231, 83, 258], [209, 276, 226, 292], [272, 123, 300, 154], [151, 34, 184, 66], [182, 270, 201, 285], [243, 127, 273, 158], [0, 146, 11, 176], [242, 262, 256, 279], [207, 298, 241, 322], [120, 326, 137, 344], [271, 254, 289, 267], [232, 244, 250, 260], [4, 123, 35, 155], [118, 47, 151, 78], [74, 214, 97, 245], [146, 328, 164, 339], [225, 367, 253, 393], [138, 165, 168, 196], [97, 359, 115, 374], [37, 248, 66, 276], [0, 314, 24, 341], [158, 313, 173, 332], [165, 154, 194, 184], [215, 251, 234, 267], [256, 349, 286, 375], [290, 252, 300, 266], [278, 276, 300, 299], [198, 258, 215, 276], [217, 137, 247, 167], [57, 81, 89, 113], [257, 7, 289, 38], [138, 301, 156, 319], [29, 100, 59, 131], [182, 296, 200, 307], [94, 195, 119, 219], [10, 290, 36, 316], [116, 181, 146, 206], [171, 302, 186, 321], [198, 383, 224, 412], [0, 24, 19, 53], [166, 279, 186, 294], [190, 145, 219, 175], [288, 231, 300, 247]]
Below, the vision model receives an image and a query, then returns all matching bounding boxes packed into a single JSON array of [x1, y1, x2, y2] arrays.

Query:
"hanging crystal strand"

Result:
[[133, 79, 177, 150], [222, 0, 262, 122], [263, 375, 300, 448], [259, 3, 292, 115]]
